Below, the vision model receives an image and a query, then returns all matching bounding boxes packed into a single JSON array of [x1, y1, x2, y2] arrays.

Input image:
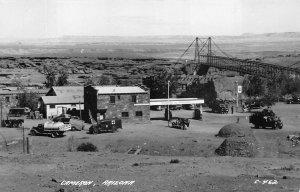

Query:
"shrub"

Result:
[[77, 142, 98, 152], [170, 159, 180, 164]]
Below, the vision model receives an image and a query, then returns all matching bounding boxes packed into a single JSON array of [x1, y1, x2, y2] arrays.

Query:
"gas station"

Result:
[[150, 98, 204, 120]]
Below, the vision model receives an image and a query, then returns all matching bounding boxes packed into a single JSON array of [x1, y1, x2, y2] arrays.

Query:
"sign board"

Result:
[[238, 85, 242, 93]]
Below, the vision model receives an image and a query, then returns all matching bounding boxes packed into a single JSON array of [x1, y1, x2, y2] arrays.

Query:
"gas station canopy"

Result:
[[149, 98, 204, 106]]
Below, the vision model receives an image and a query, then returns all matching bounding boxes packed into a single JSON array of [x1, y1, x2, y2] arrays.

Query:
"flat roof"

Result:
[[94, 86, 147, 94], [134, 98, 204, 106]]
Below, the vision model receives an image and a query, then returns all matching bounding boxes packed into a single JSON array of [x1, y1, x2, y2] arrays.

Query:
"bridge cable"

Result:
[[211, 39, 234, 58], [175, 38, 196, 64], [287, 61, 300, 67]]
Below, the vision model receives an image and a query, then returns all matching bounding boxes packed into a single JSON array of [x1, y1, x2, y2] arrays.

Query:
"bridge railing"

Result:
[[195, 55, 300, 77]]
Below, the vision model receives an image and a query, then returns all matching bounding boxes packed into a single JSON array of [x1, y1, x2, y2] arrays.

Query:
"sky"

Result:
[[0, 0, 299, 40]]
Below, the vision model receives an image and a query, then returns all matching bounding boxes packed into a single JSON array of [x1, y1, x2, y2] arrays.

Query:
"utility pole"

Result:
[[79, 100, 83, 130], [0, 101, 2, 128], [236, 81, 239, 112], [167, 80, 170, 127], [23, 125, 25, 154]]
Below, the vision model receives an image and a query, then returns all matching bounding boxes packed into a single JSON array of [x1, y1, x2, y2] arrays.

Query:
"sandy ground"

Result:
[[0, 103, 300, 192]]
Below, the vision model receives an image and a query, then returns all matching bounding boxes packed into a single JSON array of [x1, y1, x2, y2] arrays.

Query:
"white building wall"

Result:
[[46, 104, 84, 118]]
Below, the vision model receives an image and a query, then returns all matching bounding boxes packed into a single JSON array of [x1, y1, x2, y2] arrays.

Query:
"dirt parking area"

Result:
[[0, 103, 300, 192]]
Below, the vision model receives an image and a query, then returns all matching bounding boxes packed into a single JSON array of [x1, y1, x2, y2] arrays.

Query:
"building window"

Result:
[[15, 96, 19, 100], [121, 112, 129, 118], [132, 95, 137, 103], [5, 97, 10, 102], [135, 111, 143, 117], [110, 96, 115, 104], [118, 95, 121, 100], [50, 104, 55, 108]]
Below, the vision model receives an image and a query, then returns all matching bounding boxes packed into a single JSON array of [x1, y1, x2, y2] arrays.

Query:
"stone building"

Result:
[[84, 85, 150, 123], [0, 87, 49, 107]]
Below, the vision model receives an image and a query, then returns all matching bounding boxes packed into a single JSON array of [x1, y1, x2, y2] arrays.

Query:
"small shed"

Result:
[[39, 95, 84, 119]]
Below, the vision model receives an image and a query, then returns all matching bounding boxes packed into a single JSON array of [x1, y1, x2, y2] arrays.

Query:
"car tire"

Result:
[[93, 127, 99, 134], [51, 133, 56, 138], [30, 130, 36, 136], [71, 126, 76, 131]]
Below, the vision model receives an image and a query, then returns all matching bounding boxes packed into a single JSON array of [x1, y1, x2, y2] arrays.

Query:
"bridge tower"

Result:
[[207, 37, 212, 65], [194, 37, 212, 75], [194, 37, 200, 63]]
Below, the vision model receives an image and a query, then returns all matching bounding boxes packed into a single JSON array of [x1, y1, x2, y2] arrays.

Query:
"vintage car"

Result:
[[69, 116, 85, 131], [249, 108, 283, 129], [29, 119, 71, 138], [89, 118, 122, 134]]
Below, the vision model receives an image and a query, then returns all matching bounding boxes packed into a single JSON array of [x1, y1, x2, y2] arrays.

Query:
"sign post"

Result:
[[167, 80, 170, 127], [79, 100, 83, 130], [235, 81, 239, 112]]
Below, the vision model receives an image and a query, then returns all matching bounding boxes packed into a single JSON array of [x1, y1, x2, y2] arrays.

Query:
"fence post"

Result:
[[26, 137, 30, 154], [23, 126, 26, 154]]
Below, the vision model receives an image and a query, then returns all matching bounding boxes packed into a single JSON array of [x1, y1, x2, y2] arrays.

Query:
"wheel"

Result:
[[30, 130, 36, 136], [93, 127, 99, 134], [51, 132, 56, 138], [71, 126, 76, 131], [112, 125, 117, 132]]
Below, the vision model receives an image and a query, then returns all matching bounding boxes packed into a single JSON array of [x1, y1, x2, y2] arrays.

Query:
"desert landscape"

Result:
[[1, 0, 300, 191], [0, 100, 300, 192]]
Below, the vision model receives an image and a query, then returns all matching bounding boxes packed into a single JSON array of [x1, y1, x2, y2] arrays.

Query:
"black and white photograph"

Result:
[[0, 0, 300, 191]]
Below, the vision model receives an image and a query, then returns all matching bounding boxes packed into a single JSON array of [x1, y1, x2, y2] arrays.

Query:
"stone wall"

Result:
[[84, 85, 150, 123], [97, 93, 150, 123]]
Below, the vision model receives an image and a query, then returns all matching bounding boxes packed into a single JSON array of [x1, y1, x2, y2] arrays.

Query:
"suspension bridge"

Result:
[[177, 37, 300, 77]]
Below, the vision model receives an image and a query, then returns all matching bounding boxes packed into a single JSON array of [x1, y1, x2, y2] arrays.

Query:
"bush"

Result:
[[170, 159, 180, 164], [77, 142, 98, 152]]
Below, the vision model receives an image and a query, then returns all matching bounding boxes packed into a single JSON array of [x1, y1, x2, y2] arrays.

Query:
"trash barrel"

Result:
[[164, 109, 172, 121], [194, 109, 202, 120]]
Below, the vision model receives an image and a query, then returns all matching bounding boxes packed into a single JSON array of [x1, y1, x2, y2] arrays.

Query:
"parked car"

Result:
[[89, 118, 122, 134], [7, 107, 31, 118], [286, 96, 300, 104], [169, 105, 182, 110], [183, 104, 195, 110], [249, 108, 283, 129], [150, 105, 163, 111], [52, 114, 84, 131], [70, 116, 85, 131]]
